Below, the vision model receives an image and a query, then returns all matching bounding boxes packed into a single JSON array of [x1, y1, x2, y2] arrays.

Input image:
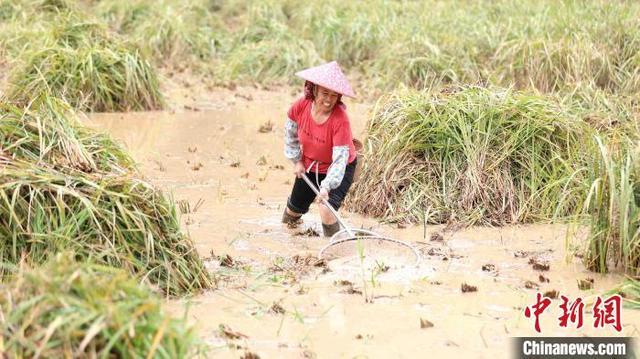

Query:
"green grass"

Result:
[[613, 277, 640, 309], [582, 139, 639, 275], [0, 96, 212, 296], [0, 253, 204, 358], [95, 0, 224, 67], [6, 11, 164, 111], [347, 86, 589, 225], [3, 0, 640, 98]]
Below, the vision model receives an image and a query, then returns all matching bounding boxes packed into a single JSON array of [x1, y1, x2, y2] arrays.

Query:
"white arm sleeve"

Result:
[[284, 118, 301, 163], [320, 146, 349, 190]]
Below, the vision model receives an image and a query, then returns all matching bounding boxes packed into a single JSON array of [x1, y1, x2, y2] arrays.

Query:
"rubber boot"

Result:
[[282, 208, 302, 224], [322, 222, 341, 238]]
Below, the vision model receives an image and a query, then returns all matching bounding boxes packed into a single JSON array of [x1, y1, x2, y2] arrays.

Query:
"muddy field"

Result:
[[85, 86, 639, 358]]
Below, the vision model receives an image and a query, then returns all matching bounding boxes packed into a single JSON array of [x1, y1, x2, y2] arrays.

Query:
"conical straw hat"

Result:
[[295, 61, 356, 98]]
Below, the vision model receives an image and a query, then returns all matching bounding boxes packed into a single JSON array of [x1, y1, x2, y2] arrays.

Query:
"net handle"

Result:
[[300, 172, 355, 237]]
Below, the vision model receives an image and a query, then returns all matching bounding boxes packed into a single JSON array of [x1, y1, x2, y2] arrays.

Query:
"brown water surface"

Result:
[[86, 88, 639, 359]]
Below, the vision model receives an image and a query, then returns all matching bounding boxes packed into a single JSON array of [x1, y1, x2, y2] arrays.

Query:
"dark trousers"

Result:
[[287, 158, 357, 214]]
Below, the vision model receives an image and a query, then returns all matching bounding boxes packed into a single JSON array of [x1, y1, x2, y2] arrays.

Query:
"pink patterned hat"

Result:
[[295, 61, 356, 98]]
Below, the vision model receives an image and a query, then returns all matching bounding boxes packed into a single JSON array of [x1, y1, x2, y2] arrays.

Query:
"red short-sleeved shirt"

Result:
[[287, 97, 357, 174]]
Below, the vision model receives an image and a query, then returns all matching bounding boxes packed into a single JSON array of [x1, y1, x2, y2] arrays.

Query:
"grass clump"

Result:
[[7, 12, 163, 111], [0, 253, 203, 358], [613, 277, 640, 309], [0, 96, 211, 296], [213, 5, 321, 86], [582, 140, 639, 275], [347, 86, 587, 225], [95, 0, 224, 67]]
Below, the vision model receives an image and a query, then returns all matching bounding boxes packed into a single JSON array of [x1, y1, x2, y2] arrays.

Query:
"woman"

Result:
[[282, 61, 358, 237]]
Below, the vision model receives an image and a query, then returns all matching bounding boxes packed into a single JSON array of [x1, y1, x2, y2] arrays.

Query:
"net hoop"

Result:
[[318, 229, 421, 266]]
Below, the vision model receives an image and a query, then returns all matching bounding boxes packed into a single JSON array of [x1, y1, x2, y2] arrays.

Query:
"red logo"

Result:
[[524, 294, 622, 333], [524, 293, 552, 333]]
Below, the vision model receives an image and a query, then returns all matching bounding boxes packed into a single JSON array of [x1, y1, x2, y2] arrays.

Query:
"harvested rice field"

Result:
[[1, 1, 639, 358]]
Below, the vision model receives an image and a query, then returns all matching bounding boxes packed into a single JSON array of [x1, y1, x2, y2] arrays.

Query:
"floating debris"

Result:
[[529, 257, 550, 271], [269, 302, 286, 315], [577, 278, 594, 290], [178, 198, 204, 214], [482, 264, 496, 272], [286, 219, 302, 229], [270, 254, 327, 278], [461, 283, 478, 293], [524, 280, 539, 289], [219, 324, 248, 340], [219, 254, 236, 268], [544, 290, 559, 299], [183, 105, 200, 111], [295, 286, 308, 295], [430, 232, 444, 242], [230, 161, 241, 167], [420, 318, 434, 329], [341, 286, 363, 295], [293, 228, 320, 237], [258, 121, 274, 133], [241, 352, 260, 359], [514, 250, 529, 258], [256, 156, 267, 166]]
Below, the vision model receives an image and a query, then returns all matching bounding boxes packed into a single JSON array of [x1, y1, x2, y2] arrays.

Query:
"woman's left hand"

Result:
[[317, 188, 329, 203]]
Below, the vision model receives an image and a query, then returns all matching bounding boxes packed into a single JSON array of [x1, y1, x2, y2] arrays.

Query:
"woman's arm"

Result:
[[284, 118, 301, 163], [320, 145, 349, 191]]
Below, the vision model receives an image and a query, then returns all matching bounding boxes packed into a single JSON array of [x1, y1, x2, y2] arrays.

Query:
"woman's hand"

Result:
[[317, 188, 329, 203], [293, 160, 305, 178]]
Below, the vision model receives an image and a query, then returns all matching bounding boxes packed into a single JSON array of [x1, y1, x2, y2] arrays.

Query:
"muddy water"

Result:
[[86, 89, 639, 359]]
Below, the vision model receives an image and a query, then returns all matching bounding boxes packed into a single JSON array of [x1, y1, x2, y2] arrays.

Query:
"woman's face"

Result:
[[314, 85, 339, 113]]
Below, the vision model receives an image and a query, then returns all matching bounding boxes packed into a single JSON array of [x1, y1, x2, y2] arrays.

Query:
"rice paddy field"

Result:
[[1, 0, 639, 358]]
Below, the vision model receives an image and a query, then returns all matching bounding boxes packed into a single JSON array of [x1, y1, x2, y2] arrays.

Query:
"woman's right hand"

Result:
[[294, 160, 305, 178]]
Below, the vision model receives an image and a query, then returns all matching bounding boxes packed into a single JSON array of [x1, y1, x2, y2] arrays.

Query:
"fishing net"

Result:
[[319, 229, 421, 271]]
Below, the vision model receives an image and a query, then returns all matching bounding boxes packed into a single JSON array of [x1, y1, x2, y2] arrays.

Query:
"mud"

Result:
[[85, 87, 639, 358]]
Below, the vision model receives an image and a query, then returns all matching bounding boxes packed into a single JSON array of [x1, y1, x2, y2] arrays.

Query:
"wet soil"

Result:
[[85, 86, 639, 358]]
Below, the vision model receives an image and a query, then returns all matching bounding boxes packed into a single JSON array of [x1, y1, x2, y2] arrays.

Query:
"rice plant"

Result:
[[0, 253, 204, 358], [613, 277, 640, 309], [0, 96, 212, 296], [4, 0, 640, 96], [7, 11, 164, 111], [213, 12, 322, 86], [582, 139, 639, 275], [0, 95, 133, 173], [95, 0, 225, 67], [346, 86, 588, 225]]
